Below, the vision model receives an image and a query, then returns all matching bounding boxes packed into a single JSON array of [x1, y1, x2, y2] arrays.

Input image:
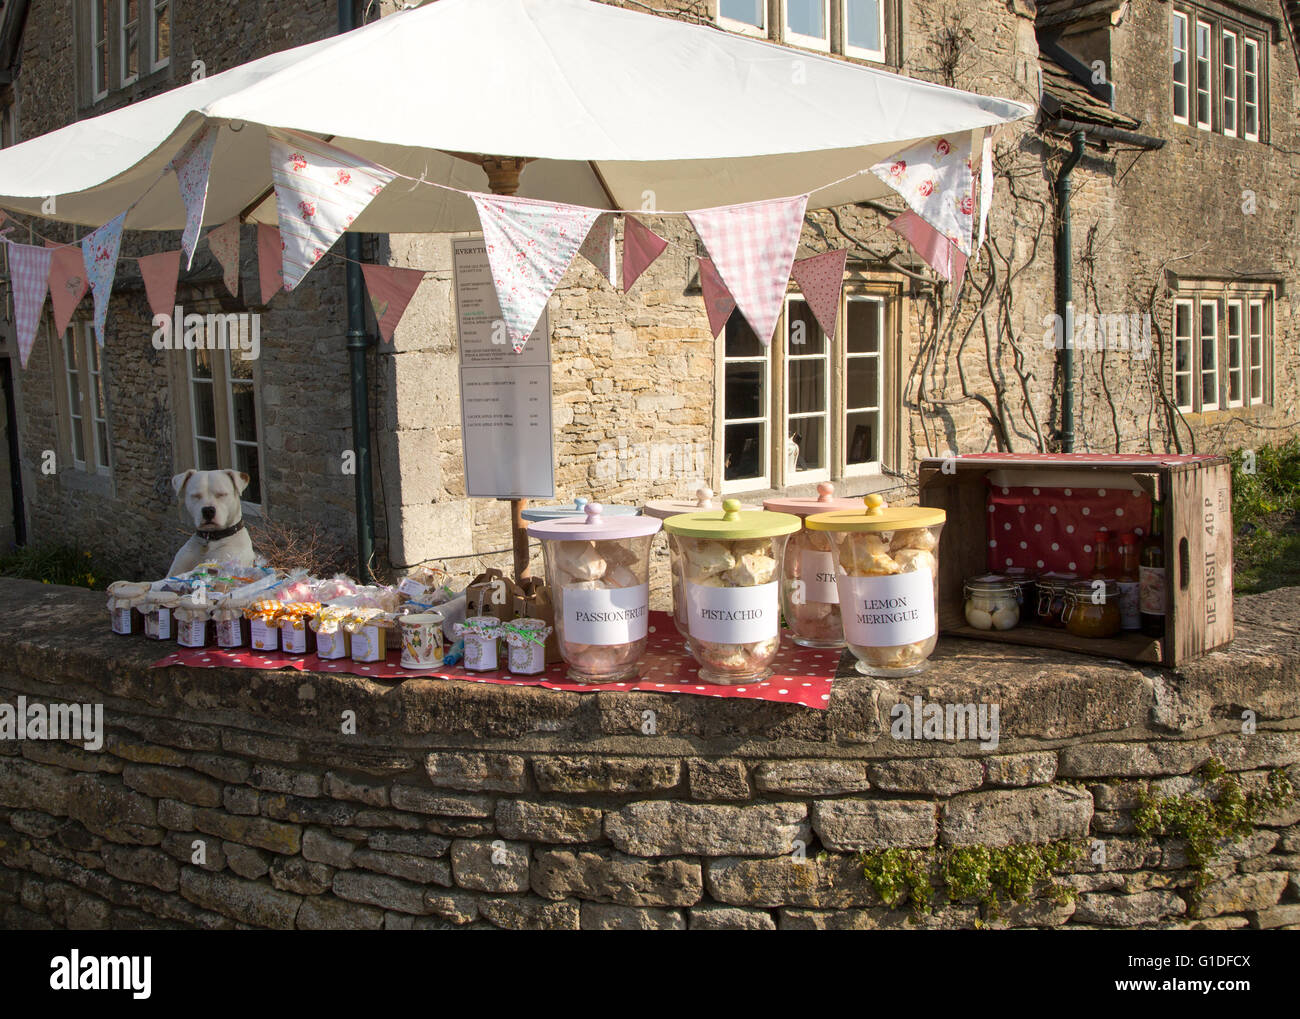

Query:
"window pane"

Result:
[[847, 355, 880, 409], [1195, 22, 1212, 127], [786, 300, 825, 354], [724, 362, 764, 420], [154, 0, 170, 64], [236, 444, 262, 505], [846, 0, 882, 54], [724, 422, 764, 482], [1244, 40, 1259, 137], [1172, 14, 1189, 120], [1222, 32, 1237, 134], [846, 300, 881, 353], [230, 383, 258, 444], [788, 358, 826, 416], [192, 380, 217, 439], [196, 438, 219, 471], [1175, 375, 1189, 410], [724, 312, 763, 358], [789, 416, 825, 472], [846, 410, 880, 465], [719, 0, 763, 29], [96, 422, 111, 469], [786, 0, 825, 39]]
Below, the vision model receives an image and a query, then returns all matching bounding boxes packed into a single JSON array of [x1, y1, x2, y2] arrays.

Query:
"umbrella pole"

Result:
[[481, 156, 534, 586]]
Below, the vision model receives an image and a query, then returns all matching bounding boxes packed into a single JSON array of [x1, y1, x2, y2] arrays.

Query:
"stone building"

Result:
[[0, 0, 1295, 585]]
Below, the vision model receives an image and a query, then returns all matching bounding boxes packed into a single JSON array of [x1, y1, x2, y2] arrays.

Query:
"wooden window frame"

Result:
[[1172, 298, 1195, 413], [1172, 5, 1266, 141], [1243, 36, 1260, 141], [120, 0, 140, 87], [1221, 28, 1237, 138], [56, 321, 113, 477], [842, 0, 886, 62], [1247, 298, 1267, 406], [782, 0, 831, 53], [1171, 286, 1273, 415], [717, 0, 768, 38], [1225, 298, 1244, 408], [151, 0, 171, 71], [1172, 10, 1190, 125], [783, 294, 832, 486], [720, 316, 773, 495], [1194, 18, 1213, 131]]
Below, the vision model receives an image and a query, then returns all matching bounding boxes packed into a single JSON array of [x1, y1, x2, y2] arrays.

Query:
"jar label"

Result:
[[111, 608, 133, 634], [1118, 580, 1141, 629], [250, 620, 278, 651], [799, 550, 839, 604], [216, 618, 243, 647], [1139, 566, 1166, 614], [281, 625, 309, 653], [316, 631, 347, 658], [350, 626, 385, 662], [563, 584, 649, 645], [686, 581, 779, 644], [397, 577, 428, 599], [839, 570, 935, 647], [177, 619, 207, 648]]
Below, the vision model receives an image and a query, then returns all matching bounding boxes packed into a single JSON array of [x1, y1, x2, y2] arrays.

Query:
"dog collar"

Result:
[[196, 520, 246, 544]]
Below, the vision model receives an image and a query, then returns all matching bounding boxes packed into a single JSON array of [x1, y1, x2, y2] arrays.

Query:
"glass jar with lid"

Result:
[[963, 574, 1021, 631], [1063, 579, 1122, 638], [1035, 571, 1078, 628], [643, 488, 723, 651]]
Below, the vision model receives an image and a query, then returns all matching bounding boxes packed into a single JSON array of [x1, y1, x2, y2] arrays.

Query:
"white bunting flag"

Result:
[[171, 125, 218, 270], [871, 132, 977, 257], [687, 195, 808, 347], [470, 192, 601, 353], [268, 130, 396, 292]]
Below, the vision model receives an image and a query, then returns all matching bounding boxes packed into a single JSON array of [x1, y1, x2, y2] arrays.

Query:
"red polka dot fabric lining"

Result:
[[150, 611, 837, 709]]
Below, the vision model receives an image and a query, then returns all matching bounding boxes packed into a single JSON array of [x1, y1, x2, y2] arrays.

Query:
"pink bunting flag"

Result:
[[257, 224, 284, 304], [139, 250, 182, 321], [171, 125, 218, 269], [888, 209, 967, 287], [207, 218, 240, 297], [6, 241, 53, 368], [268, 130, 396, 292], [360, 263, 427, 344], [81, 211, 126, 348], [789, 249, 848, 340], [470, 192, 601, 353], [578, 212, 616, 285], [698, 257, 736, 338], [621, 216, 667, 294], [687, 195, 808, 346], [46, 242, 89, 337], [871, 132, 977, 257]]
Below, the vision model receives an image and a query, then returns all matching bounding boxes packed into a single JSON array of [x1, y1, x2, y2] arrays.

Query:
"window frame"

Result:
[[1170, 287, 1273, 415], [842, 0, 886, 63], [1198, 298, 1219, 412], [1247, 298, 1267, 406], [721, 316, 773, 495], [783, 294, 832, 485], [842, 294, 885, 477], [716, 0, 768, 38], [1172, 10, 1190, 125], [1221, 28, 1238, 138], [120, 0, 140, 87], [150, 0, 171, 71], [1173, 298, 1195, 413], [1194, 18, 1213, 131], [782, 0, 831, 53], [60, 321, 113, 477], [1243, 36, 1260, 141], [90, 0, 110, 102], [1224, 298, 1244, 408]]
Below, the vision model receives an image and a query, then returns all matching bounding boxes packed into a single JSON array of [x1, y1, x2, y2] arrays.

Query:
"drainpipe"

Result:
[[1054, 130, 1086, 453], [338, 0, 374, 581]]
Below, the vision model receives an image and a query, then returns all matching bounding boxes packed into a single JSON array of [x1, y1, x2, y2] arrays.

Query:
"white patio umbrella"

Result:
[[0, 0, 1031, 229], [0, 0, 1031, 581]]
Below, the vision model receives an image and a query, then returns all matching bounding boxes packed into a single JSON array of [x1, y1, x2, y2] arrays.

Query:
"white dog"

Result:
[[168, 469, 257, 576]]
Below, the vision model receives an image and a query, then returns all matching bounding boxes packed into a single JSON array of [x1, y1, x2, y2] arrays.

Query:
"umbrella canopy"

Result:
[[0, 0, 1031, 232]]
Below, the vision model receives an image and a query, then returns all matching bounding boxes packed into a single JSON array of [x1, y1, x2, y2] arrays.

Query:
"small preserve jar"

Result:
[[806, 495, 946, 677], [1035, 571, 1077, 628], [530, 502, 662, 684], [764, 482, 867, 648], [963, 574, 1021, 631], [453, 616, 501, 672], [503, 618, 551, 675], [1063, 580, 1122, 638], [663, 499, 800, 684], [1001, 566, 1038, 625]]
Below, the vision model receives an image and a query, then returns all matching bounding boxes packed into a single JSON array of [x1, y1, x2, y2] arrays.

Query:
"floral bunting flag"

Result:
[[171, 125, 218, 269], [81, 211, 126, 348], [6, 242, 53, 368], [470, 192, 601, 353], [139, 250, 182, 320], [360, 263, 427, 343], [975, 129, 994, 256], [698, 257, 736, 338], [207, 218, 241, 297], [686, 195, 808, 347], [578, 212, 617, 285], [257, 224, 284, 304], [268, 130, 396, 292], [621, 216, 667, 294], [46, 242, 89, 337], [888, 209, 967, 286], [789, 249, 848, 340], [871, 132, 976, 258]]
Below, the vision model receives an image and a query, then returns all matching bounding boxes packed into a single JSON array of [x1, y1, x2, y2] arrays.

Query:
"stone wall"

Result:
[[1, 578, 1297, 930]]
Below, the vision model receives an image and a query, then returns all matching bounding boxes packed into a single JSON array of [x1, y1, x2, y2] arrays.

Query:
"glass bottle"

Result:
[[1116, 533, 1141, 631], [1089, 529, 1113, 580], [1139, 501, 1166, 638]]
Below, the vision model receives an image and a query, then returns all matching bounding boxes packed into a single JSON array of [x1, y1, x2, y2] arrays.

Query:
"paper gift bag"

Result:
[[515, 577, 562, 664], [465, 568, 523, 622]]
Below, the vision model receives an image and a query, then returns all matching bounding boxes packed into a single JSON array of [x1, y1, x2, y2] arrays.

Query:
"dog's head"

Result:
[[172, 469, 250, 531]]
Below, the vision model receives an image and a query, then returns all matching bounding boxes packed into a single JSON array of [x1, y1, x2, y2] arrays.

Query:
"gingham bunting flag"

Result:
[[687, 195, 807, 346], [789, 249, 848, 340], [139, 250, 182, 320], [171, 125, 218, 270], [621, 215, 667, 294], [360, 263, 427, 343], [6, 241, 53, 368], [577, 212, 616, 285], [470, 192, 601, 353], [46, 241, 89, 337], [207, 218, 240, 297], [269, 130, 396, 292], [81, 211, 126, 348], [698, 257, 735, 338]]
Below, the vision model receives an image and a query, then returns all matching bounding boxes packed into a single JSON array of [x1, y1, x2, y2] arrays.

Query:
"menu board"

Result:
[[453, 236, 556, 499]]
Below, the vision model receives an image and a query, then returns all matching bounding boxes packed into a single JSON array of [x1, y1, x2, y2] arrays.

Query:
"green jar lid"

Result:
[[662, 498, 801, 541]]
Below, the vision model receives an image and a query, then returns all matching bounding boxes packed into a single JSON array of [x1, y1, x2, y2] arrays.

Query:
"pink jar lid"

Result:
[[763, 482, 870, 517], [643, 486, 721, 520], [527, 501, 663, 541]]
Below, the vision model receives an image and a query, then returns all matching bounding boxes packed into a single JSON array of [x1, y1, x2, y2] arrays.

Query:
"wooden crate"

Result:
[[917, 453, 1233, 666]]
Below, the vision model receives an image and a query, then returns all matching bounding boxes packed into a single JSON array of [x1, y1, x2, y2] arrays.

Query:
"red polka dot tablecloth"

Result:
[[150, 612, 839, 709]]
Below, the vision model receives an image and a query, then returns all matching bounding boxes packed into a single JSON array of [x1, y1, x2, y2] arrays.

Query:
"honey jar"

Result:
[[1063, 580, 1122, 638]]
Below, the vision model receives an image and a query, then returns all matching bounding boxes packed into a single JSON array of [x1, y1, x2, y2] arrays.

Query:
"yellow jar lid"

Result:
[[662, 498, 801, 540], [806, 493, 947, 532]]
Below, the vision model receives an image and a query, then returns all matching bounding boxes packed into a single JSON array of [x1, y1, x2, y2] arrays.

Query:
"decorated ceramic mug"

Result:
[[399, 612, 446, 669]]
